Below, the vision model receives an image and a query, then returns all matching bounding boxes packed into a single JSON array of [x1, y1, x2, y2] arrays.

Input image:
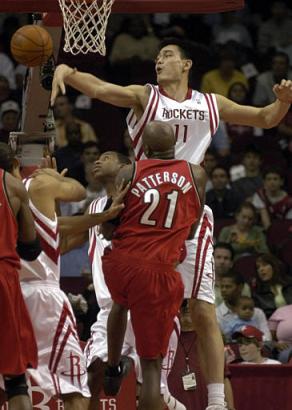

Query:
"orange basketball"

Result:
[[10, 25, 53, 67]]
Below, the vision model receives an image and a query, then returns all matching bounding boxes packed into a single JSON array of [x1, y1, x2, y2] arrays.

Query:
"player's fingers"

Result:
[[281, 79, 287, 87], [40, 157, 47, 169], [60, 80, 66, 96], [60, 168, 68, 177], [52, 157, 57, 171]]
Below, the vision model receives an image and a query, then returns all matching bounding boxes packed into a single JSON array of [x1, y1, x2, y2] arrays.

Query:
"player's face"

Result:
[[256, 259, 274, 282], [214, 248, 233, 275], [155, 45, 189, 84], [93, 152, 121, 180]]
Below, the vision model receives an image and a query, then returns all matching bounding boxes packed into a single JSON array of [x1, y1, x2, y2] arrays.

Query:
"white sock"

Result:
[[163, 392, 186, 410], [207, 383, 225, 406]]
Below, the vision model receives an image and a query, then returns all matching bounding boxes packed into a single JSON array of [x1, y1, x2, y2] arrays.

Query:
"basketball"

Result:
[[10, 25, 53, 67]]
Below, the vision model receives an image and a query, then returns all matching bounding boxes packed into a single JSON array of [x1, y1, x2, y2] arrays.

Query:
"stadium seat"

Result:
[[214, 218, 235, 239], [279, 238, 292, 271], [233, 254, 258, 282], [266, 220, 292, 253]]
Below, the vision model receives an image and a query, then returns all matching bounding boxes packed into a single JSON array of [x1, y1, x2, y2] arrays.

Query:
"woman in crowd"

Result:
[[269, 304, 292, 363]]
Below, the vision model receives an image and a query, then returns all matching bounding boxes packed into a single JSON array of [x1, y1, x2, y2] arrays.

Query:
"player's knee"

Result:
[[190, 299, 217, 329], [4, 374, 28, 400]]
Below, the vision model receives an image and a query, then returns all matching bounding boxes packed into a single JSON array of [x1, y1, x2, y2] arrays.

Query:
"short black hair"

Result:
[[116, 152, 131, 165], [243, 144, 262, 158], [214, 242, 234, 260], [210, 165, 229, 178], [272, 51, 290, 66], [82, 142, 99, 152], [0, 142, 14, 172], [263, 166, 284, 179], [159, 37, 195, 60], [221, 270, 245, 286]]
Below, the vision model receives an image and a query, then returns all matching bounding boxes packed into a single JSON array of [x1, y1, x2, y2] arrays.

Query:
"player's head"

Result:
[[0, 142, 16, 172], [93, 151, 131, 182], [142, 121, 176, 159], [156, 38, 193, 85]]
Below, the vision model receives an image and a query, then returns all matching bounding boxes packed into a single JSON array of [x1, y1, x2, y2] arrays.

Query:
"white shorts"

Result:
[[177, 205, 215, 304], [84, 305, 138, 368], [21, 281, 90, 398]]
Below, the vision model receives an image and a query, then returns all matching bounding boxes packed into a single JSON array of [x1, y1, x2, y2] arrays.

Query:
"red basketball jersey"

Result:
[[112, 159, 201, 265], [0, 169, 20, 269]]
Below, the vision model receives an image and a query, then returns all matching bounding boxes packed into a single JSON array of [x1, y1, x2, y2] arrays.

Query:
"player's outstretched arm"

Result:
[[216, 79, 292, 129], [51, 64, 149, 109]]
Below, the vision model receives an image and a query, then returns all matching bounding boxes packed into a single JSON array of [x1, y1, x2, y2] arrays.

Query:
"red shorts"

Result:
[[0, 263, 38, 375], [102, 250, 184, 359]]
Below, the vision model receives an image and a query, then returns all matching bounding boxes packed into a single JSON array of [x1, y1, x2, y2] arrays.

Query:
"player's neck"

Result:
[[149, 150, 174, 160], [159, 80, 189, 102], [104, 180, 116, 197]]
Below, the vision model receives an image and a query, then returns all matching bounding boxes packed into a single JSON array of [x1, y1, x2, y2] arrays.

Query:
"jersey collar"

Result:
[[159, 86, 192, 102]]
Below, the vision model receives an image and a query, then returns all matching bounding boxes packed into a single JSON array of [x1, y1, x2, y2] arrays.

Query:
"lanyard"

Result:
[[179, 334, 196, 372]]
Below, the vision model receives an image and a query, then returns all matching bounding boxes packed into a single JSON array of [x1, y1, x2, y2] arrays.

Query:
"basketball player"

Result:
[[0, 142, 41, 410], [3, 149, 124, 410], [99, 121, 206, 410], [59, 151, 186, 410], [51, 38, 292, 409]]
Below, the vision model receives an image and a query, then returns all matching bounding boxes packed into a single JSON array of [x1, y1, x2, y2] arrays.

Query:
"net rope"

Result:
[[58, 0, 114, 55]]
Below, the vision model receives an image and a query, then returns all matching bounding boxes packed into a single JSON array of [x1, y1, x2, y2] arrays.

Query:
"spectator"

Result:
[[212, 12, 253, 48], [257, 1, 292, 55], [68, 141, 100, 186], [269, 304, 292, 363], [54, 95, 97, 148], [0, 52, 16, 89], [216, 271, 271, 342], [203, 148, 218, 192], [252, 253, 292, 319], [232, 325, 281, 364], [55, 122, 84, 171], [253, 52, 292, 106], [109, 15, 159, 64], [214, 242, 252, 306], [252, 167, 292, 229], [201, 48, 248, 97], [0, 75, 11, 105], [218, 202, 269, 258], [0, 99, 20, 143], [232, 145, 263, 202], [206, 166, 241, 218]]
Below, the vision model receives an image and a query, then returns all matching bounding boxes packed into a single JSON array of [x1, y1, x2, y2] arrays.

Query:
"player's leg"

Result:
[[4, 375, 32, 410], [107, 302, 128, 367], [138, 357, 163, 410], [62, 393, 89, 410]]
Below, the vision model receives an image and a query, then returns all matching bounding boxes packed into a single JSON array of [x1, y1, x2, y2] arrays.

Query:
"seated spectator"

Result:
[[0, 99, 20, 143], [201, 47, 248, 97], [269, 304, 292, 363], [218, 202, 269, 258], [109, 15, 159, 64], [232, 145, 263, 202], [0, 75, 12, 106], [252, 167, 292, 229], [68, 142, 100, 186], [0, 52, 16, 89], [212, 12, 253, 48], [54, 122, 84, 171], [54, 95, 97, 148], [232, 325, 281, 364], [206, 166, 241, 219], [253, 52, 292, 107], [252, 253, 292, 319], [216, 271, 271, 341], [223, 296, 260, 341], [257, 1, 292, 55], [214, 242, 251, 306], [203, 148, 218, 192]]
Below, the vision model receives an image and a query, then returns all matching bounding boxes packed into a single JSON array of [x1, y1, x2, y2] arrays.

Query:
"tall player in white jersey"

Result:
[[51, 37, 292, 410], [59, 151, 186, 410]]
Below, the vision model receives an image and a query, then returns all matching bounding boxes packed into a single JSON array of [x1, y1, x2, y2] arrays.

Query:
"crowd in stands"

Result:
[[0, 1, 292, 363]]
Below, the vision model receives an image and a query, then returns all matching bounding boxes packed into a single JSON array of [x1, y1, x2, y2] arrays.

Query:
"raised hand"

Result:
[[273, 79, 292, 104], [50, 64, 75, 106]]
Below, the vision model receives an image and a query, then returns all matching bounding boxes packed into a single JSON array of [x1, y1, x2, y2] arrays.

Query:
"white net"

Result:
[[58, 0, 115, 55]]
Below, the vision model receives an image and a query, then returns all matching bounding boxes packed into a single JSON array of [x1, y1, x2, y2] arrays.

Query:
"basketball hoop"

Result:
[[58, 0, 114, 55]]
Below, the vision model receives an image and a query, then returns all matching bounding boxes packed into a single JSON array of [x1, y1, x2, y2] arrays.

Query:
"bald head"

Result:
[[142, 121, 176, 159]]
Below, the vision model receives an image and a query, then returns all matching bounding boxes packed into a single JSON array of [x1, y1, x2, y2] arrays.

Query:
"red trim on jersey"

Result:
[[133, 86, 158, 148], [128, 111, 135, 127], [89, 234, 96, 264], [192, 236, 211, 298], [209, 93, 219, 130], [191, 214, 209, 297], [204, 93, 214, 136], [31, 209, 58, 241], [159, 86, 192, 101], [39, 236, 60, 265]]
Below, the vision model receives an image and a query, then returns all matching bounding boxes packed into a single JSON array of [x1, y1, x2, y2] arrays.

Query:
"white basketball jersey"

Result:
[[20, 178, 60, 282], [88, 196, 112, 308], [127, 84, 219, 163]]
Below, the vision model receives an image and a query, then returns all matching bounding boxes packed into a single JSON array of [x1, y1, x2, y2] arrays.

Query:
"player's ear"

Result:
[[143, 143, 150, 158], [183, 59, 192, 72]]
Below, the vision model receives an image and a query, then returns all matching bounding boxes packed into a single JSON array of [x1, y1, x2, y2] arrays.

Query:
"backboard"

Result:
[[0, 0, 244, 14]]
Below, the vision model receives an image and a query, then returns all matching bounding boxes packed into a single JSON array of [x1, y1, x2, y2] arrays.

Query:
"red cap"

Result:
[[232, 325, 263, 342]]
